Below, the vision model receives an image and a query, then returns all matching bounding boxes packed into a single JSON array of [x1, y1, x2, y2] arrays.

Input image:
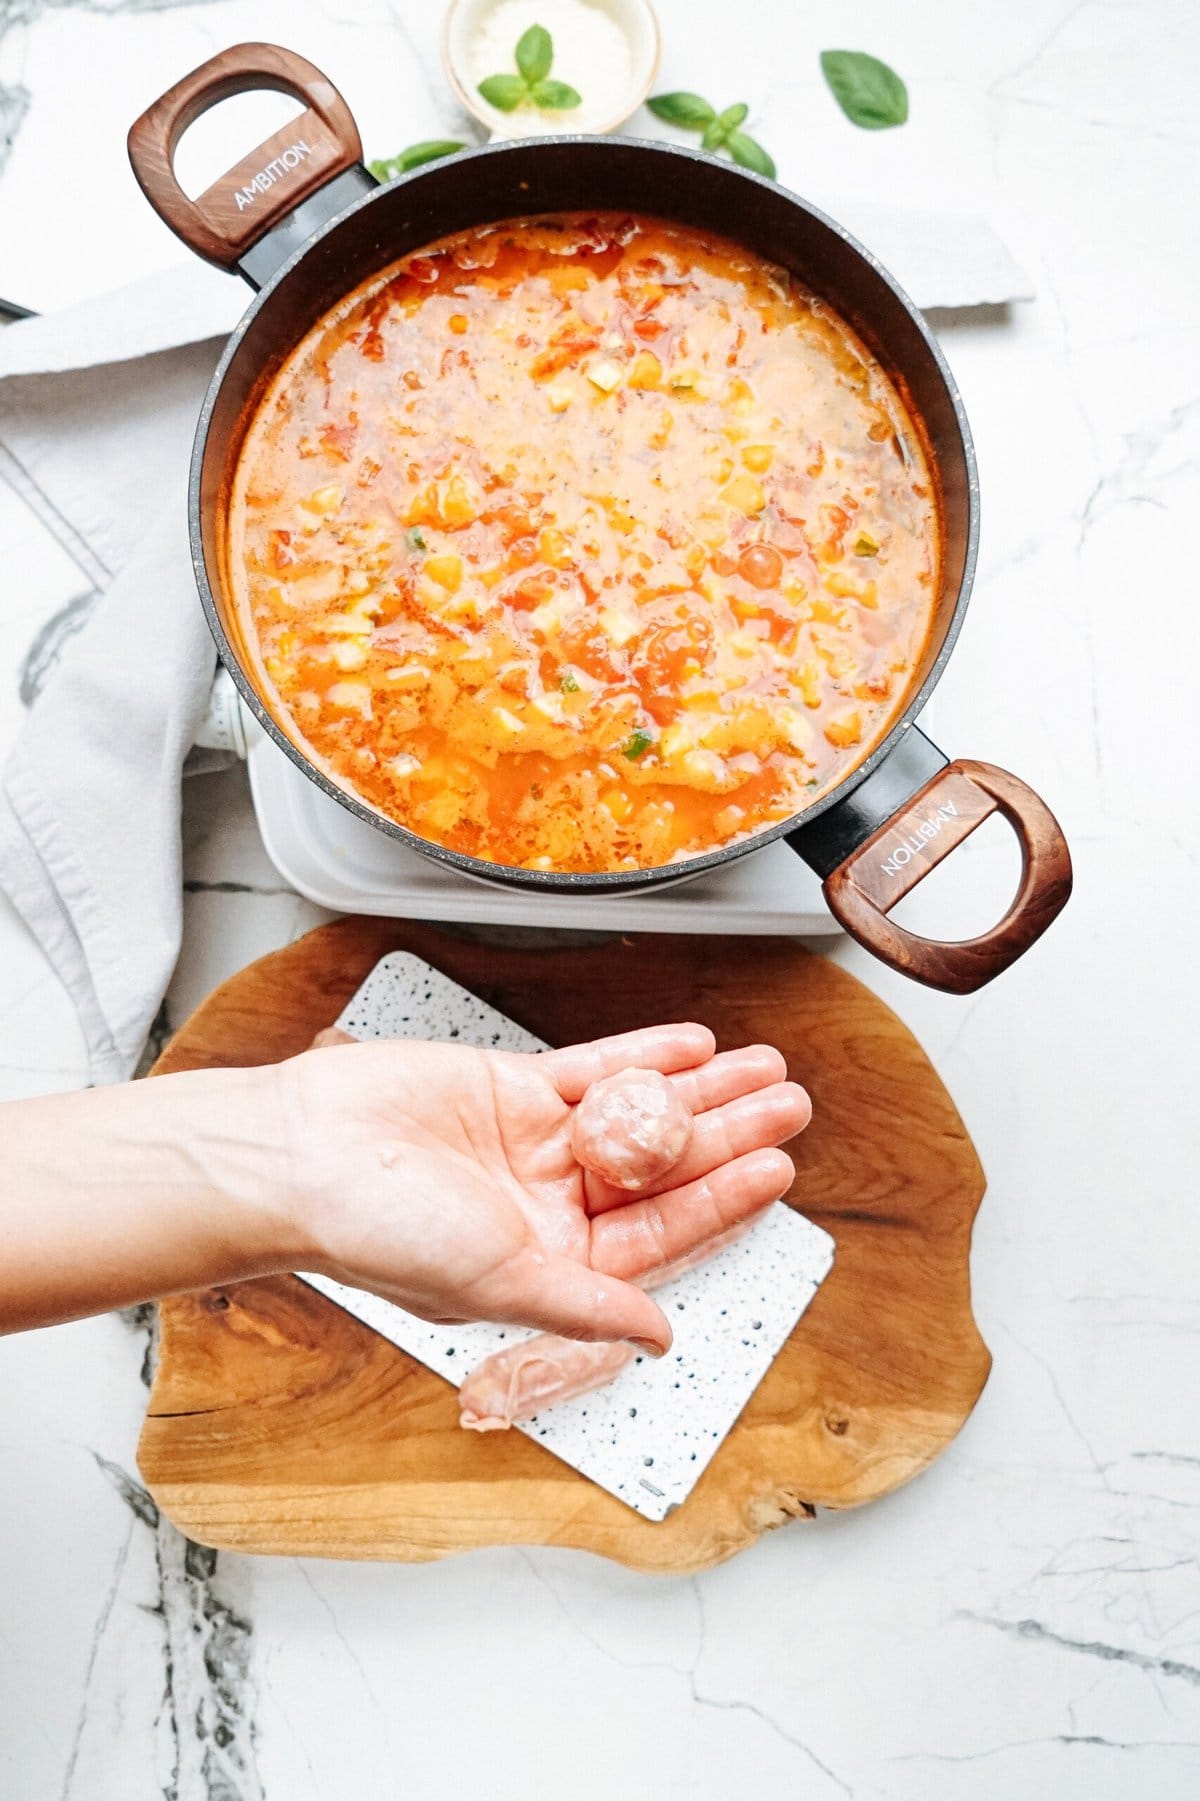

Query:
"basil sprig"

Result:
[[369, 140, 467, 182], [479, 24, 581, 113], [819, 51, 908, 129], [647, 92, 776, 179]]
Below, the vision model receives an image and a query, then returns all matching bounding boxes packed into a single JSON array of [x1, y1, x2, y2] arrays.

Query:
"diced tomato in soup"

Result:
[[229, 215, 940, 872]]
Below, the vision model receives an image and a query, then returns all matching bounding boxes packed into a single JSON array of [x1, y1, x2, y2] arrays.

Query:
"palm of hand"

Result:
[[353, 1041, 592, 1265], [291, 1023, 809, 1350]]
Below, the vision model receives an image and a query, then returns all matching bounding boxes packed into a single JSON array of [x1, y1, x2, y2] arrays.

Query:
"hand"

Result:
[[283, 1023, 811, 1354]]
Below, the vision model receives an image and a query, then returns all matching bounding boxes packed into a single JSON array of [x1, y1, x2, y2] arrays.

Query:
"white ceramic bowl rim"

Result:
[[442, 0, 662, 138]]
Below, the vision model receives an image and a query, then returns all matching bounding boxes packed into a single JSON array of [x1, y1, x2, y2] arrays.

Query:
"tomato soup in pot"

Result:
[[228, 213, 940, 873]]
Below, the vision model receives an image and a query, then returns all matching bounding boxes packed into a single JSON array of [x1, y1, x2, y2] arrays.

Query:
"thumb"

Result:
[[481, 1247, 673, 1356]]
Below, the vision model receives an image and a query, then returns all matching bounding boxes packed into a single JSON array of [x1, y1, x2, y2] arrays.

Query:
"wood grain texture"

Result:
[[824, 757, 1073, 994], [127, 42, 362, 267], [139, 917, 990, 1572]]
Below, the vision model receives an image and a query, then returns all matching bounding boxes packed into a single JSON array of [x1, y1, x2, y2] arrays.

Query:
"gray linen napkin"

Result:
[[0, 508, 217, 1083], [0, 303, 234, 1084]]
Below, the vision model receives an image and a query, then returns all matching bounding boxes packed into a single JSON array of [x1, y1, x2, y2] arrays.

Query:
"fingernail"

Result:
[[629, 1336, 668, 1358]]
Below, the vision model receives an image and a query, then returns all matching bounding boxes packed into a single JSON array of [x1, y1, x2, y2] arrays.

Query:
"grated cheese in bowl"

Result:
[[446, 0, 658, 137]]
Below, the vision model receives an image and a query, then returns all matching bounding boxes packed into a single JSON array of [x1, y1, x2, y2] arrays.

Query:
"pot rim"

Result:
[[189, 134, 980, 891]]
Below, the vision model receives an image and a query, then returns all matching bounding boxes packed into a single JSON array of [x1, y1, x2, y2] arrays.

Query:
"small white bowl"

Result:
[[443, 0, 661, 139]]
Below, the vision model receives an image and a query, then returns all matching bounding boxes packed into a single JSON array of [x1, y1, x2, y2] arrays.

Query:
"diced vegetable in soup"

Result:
[[229, 214, 940, 871]]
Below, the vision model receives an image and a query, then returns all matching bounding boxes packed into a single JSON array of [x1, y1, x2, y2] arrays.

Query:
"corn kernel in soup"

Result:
[[228, 214, 940, 871]]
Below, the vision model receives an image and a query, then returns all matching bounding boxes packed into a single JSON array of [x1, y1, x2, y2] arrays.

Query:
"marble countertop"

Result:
[[0, 1, 1197, 1796]]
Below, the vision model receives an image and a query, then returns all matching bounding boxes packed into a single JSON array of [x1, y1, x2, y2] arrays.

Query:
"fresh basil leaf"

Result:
[[717, 102, 748, 132], [819, 50, 908, 129], [400, 138, 467, 170], [531, 78, 582, 110], [479, 72, 528, 112], [623, 727, 655, 761], [647, 91, 716, 128], [370, 138, 467, 182], [726, 131, 776, 178], [516, 23, 553, 84], [701, 118, 727, 149]]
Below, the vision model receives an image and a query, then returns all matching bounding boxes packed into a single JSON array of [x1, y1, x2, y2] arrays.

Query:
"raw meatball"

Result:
[[570, 1066, 693, 1192]]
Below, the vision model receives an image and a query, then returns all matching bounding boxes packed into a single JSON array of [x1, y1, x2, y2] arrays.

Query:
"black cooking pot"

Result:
[[129, 43, 1071, 993]]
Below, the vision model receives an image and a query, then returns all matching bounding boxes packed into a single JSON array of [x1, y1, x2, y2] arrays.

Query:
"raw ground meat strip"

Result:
[[459, 1336, 637, 1431], [458, 1222, 751, 1429]]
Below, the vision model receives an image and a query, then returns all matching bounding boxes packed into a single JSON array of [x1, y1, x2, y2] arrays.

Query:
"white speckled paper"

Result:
[[301, 953, 835, 1520]]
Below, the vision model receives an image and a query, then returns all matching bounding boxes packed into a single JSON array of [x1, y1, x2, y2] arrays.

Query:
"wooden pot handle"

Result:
[[127, 42, 363, 269], [822, 760, 1072, 994]]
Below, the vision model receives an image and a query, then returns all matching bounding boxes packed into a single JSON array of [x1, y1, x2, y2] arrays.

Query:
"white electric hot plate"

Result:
[[243, 708, 841, 934]]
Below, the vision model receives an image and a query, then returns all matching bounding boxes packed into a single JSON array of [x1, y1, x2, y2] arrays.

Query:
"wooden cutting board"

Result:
[[138, 917, 990, 1572]]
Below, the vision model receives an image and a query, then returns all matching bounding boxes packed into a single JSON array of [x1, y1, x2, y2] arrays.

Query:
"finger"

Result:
[[634, 1216, 755, 1289], [546, 1022, 716, 1103], [585, 1081, 811, 1213], [477, 1245, 673, 1355], [667, 1044, 789, 1115], [309, 1026, 357, 1050], [590, 1147, 796, 1282]]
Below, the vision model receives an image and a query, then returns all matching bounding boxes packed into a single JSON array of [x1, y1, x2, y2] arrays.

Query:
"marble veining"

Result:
[[0, 1, 1197, 1796], [0, 78, 27, 178], [24, 1309, 266, 1801]]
